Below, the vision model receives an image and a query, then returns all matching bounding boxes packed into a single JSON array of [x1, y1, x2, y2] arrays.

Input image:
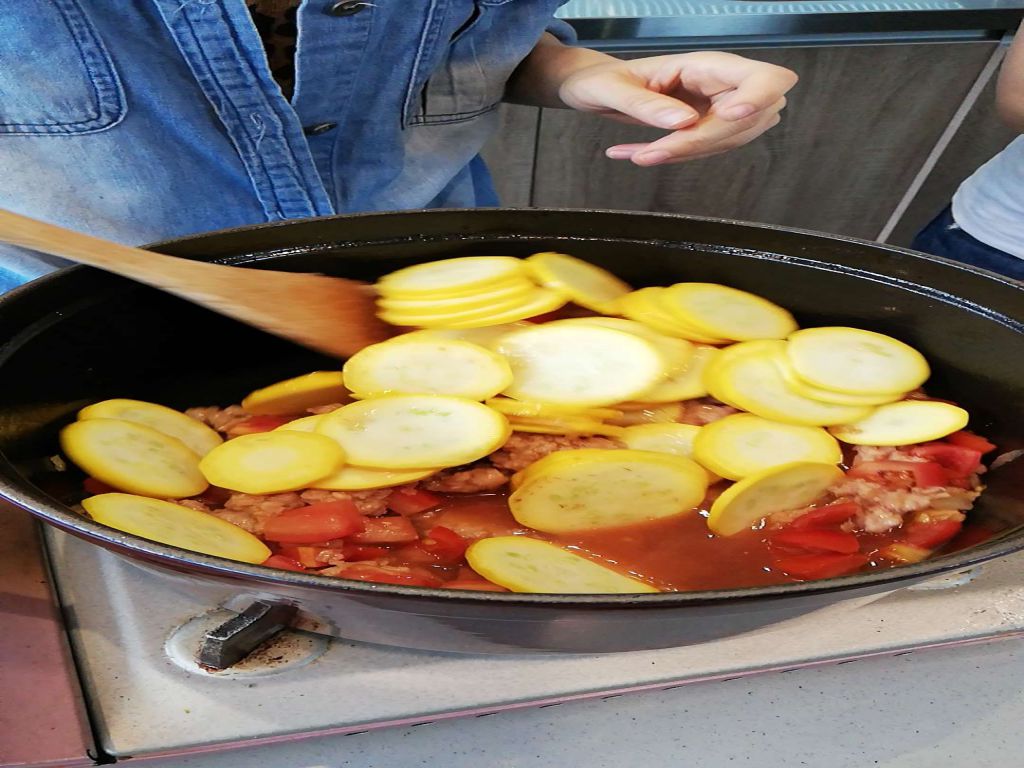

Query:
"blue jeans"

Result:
[[912, 206, 1024, 281]]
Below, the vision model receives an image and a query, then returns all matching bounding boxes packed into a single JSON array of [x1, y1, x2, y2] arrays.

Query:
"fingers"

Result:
[[604, 97, 786, 165], [565, 70, 702, 130], [710, 63, 798, 121]]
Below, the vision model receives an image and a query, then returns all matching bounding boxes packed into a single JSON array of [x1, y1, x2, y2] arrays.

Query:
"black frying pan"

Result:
[[1, 208, 1021, 654]]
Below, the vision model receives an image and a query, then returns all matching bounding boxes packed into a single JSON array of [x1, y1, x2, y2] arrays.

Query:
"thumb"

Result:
[[578, 75, 700, 129]]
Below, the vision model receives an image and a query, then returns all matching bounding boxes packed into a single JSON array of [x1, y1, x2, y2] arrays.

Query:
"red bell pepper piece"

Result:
[[901, 519, 963, 550], [947, 430, 997, 454], [347, 516, 420, 544], [417, 526, 469, 562], [773, 553, 869, 580], [788, 501, 861, 529], [772, 528, 861, 554], [332, 563, 443, 588], [341, 543, 393, 561], [261, 554, 307, 572], [908, 443, 983, 479], [262, 500, 365, 544], [847, 460, 948, 488], [387, 488, 443, 517]]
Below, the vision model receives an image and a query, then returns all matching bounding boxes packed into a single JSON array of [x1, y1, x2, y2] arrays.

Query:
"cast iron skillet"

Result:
[[1, 209, 1021, 654]]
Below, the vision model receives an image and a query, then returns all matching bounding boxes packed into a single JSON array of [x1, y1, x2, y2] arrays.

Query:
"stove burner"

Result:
[[197, 601, 298, 670]]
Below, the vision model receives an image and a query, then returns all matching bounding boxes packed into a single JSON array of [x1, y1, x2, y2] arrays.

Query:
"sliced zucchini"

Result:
[[60, 418, 207, 498], [705, 341, 872, 426], [379, 287, 564, 328], [78, 398, 222, 457], [438, 288, 569, 329], [273, 414, 326, 433], [495, 322, 665, 407], [708, 461, 844, 536], [620, 423, 702, 458], [557, 317, 693, 373], [393, 322, 533, 348], [607, 402, 685, 426], [660, 283, 798, 341], [693, 413, 842, 481], [486, 397, 623, 421], [509, 449, 708, 533], [199, 431, 345, 494], [82, 493, 271, 563], [508, 415, 626, 437], [774, 354, 905, 406], [786, 327, 930, 395], [342, 338, 513, 400], [619, 287, 729, 344], [524, 252, 633, 313], [828, 400, 969, 446], [377, 280, 534, 314], [466, 536, 659, 594], [311, 465, 440, 491], [638, 344, 720, 403], [377, 256, 528, 298], [316, 395, 510, 469], [241, 371, 348, 416]]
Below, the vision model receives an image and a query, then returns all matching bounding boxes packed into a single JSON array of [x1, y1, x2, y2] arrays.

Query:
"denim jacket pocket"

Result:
[[403, 0, 561, 128], [0, 0, 125, 135]]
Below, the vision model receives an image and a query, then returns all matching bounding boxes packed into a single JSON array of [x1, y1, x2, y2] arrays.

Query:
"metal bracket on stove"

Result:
[[197, 601, 298, 671]]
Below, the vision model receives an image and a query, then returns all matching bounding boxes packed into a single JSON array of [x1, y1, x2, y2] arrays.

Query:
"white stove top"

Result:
[[42, 527, 1024, 761]]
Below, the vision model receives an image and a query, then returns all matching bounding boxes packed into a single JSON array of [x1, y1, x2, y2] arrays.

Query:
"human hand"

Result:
[[557, 52, 798, 166]]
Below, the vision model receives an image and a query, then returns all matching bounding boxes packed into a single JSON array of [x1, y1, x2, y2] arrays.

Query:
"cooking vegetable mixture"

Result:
[[60, 253, 997, 593]]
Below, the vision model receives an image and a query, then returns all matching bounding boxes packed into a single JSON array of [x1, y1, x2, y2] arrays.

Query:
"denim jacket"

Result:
[[0, 0, 572, 292]]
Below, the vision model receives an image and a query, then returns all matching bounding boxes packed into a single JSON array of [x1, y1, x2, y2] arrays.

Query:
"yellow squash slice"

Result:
[[637, 344, 720, 403], [311, 465, 440, 491], [317, 395, 510, 469], [507, 415, 626, 437], [199, 431, 345, 494], [509, 449, 708, 533], [619, 287, 728, 344], [437, 288, 569, 329], [706, 341, 872, 426], [78, 398, 222, 457], [620, 423, 702, 458], [82, 493, 271, 563], [524, 252, 633, 313], [708, 462, 844, 536], [773, 354, 905, 406], [241, 371, 349, 416], [786, 327, 930, 396], [61, 418, 207, 498], [342, 338, 513, 400], [395, 322, 534, 348], [273, 414, 326, 432], [607, 402, 685, 426], [693, 413, 842, 481], [377, 256, 529, 298], [379, 287, 562, 328], [660, 283, 798, 341], [495, 322, 665, 408], [466, 536, 659, 594], [557, 317, 693, 373], [486, 397, 623, 421], [377, 280, 534, 314], [828, 400, 969, 446]]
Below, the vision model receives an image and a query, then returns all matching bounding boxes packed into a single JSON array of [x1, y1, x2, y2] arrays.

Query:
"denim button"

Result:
[[325, 1, 369, 16], [303, 122, 337, 135]]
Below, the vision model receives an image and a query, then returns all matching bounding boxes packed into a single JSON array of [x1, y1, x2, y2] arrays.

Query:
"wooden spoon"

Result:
[[0, 209, 391, 358]]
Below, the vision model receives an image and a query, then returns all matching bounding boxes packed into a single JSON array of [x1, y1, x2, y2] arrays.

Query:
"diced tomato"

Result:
[[387, 488, 443, 517], [277, 545, 329, 568], [261, 554, 307, 572], [771, 528, 860, 554], [908, 443, 983, 480], [347, 516, 419, 544], [262, 500, 365, 544], [902, 519, 963, 550], [230, 415, 293, 434], [341, 543, 393, 561], [788, 501, 861, 530], [847, 460, 949, 488], [773, 552, 869, 580], [947, 430, 997, 454], [444, 579, 510, 592], [333, 563, 443, 588], [83, 477, 117, 495], [418, 526, 469, 562]]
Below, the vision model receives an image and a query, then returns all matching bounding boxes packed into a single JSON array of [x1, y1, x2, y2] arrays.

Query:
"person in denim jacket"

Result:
[[0, 1, 797, 292]]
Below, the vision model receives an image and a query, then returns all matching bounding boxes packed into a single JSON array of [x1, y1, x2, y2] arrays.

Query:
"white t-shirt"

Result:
[[952, 135, 1024, 259]]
